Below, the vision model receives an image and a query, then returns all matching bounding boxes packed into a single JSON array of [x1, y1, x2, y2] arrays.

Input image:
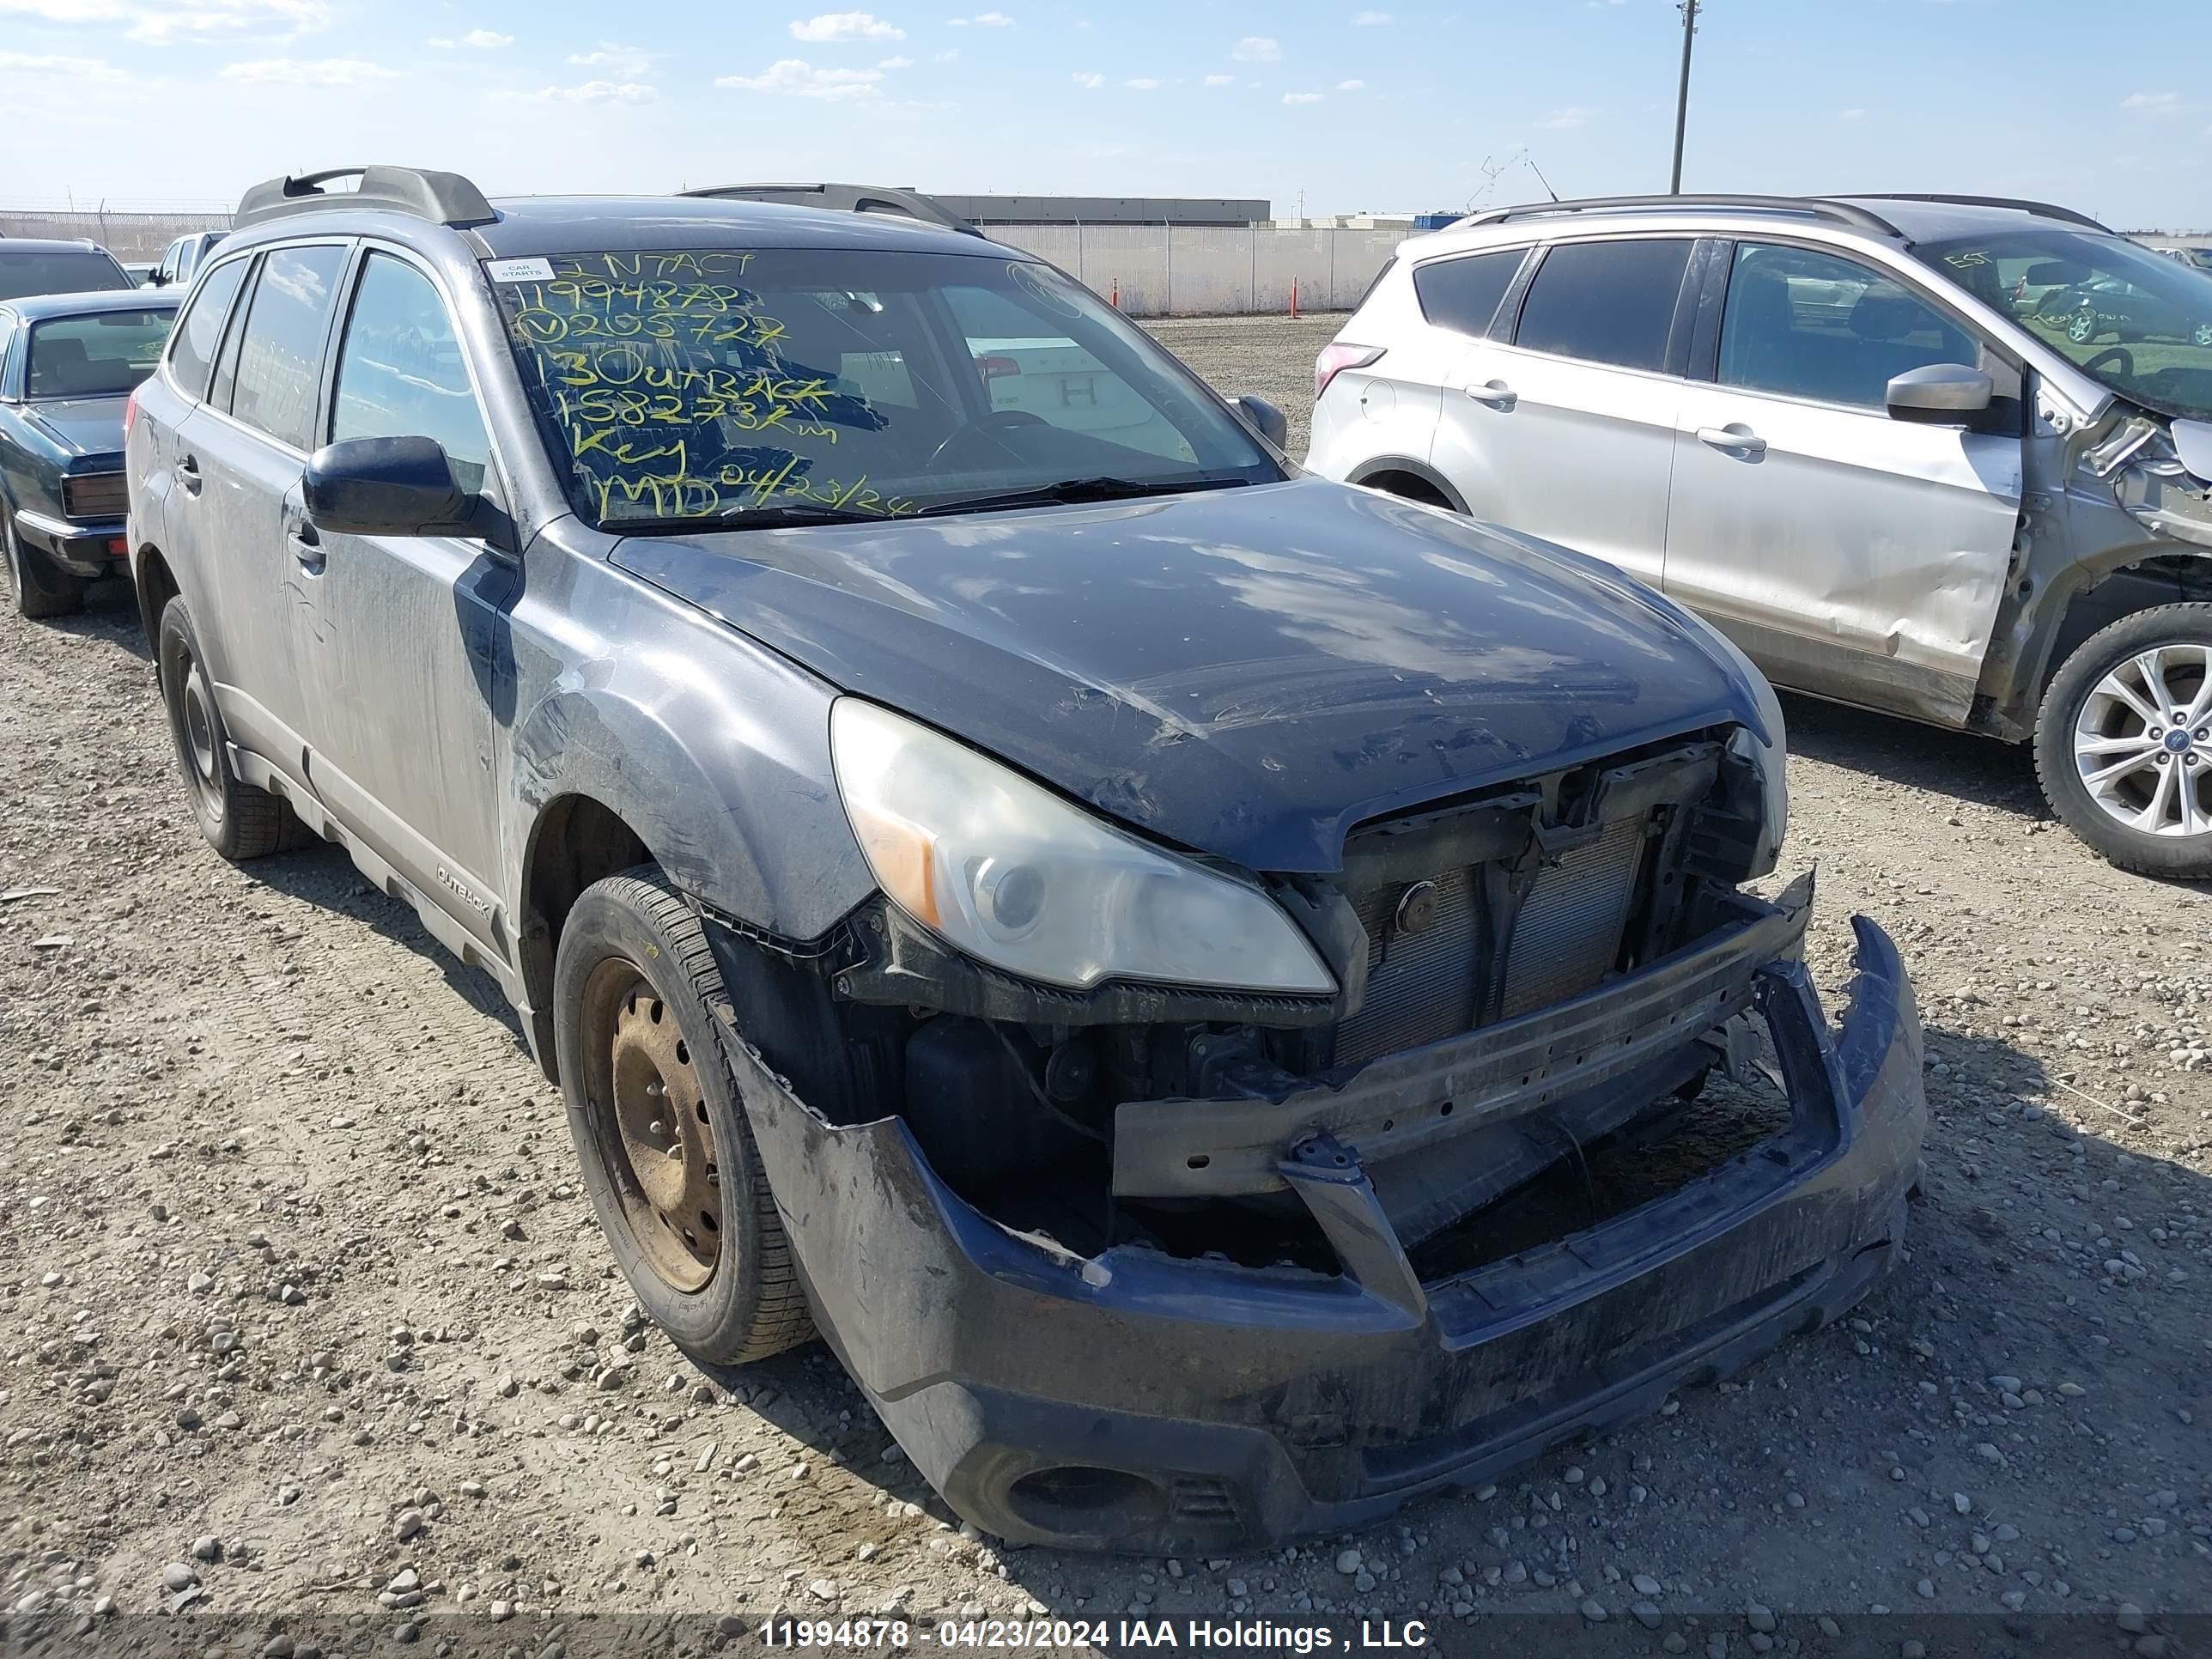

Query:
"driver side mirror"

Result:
[[1887, 363, 1993, 426], [1231, 394, 1289, 451], [304, 436, 477, 538]]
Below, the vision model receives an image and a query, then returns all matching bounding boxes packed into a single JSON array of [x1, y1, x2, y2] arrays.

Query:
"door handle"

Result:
[[288, 520, 325, 573], [1465, 380, 1517, 408], [176, 454, 202, 495], [1697, 425, 1767, 456]]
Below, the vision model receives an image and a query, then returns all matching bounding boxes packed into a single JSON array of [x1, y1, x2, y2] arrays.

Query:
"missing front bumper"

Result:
[[711, 899, 1925, 1553]]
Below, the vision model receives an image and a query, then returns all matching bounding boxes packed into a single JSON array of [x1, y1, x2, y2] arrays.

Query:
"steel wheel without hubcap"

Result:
[[2071, 644, 2212, 838], [179, 650, 224, 823], [580, 959, 721, 1293]]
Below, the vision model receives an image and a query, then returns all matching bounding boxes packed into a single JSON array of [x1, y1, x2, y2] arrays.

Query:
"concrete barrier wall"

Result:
[[981, 224, 1403, 316]]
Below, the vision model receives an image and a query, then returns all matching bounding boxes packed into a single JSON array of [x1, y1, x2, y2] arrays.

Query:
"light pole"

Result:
[[1669, 0, 1700, 194]]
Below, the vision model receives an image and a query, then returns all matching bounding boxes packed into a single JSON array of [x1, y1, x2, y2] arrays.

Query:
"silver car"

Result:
[[1310, 192, 2212, 878]]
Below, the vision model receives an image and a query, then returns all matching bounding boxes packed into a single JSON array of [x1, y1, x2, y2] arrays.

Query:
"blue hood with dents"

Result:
[[611, 478, 1765, 872]]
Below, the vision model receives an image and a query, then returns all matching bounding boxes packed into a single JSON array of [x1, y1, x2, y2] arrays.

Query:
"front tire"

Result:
[[552, 866, 813, 1366], [155, 595, 295, 860], [2034, 605, 2212, 878], [3, 510, 86, 620], [2066, 307, 2099, 344], [2192, 321, 2212, 349]]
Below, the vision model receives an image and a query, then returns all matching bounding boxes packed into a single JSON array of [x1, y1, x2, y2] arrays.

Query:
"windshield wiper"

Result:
[[913, 474, 1251, 518], [611, 503, 890, 535]]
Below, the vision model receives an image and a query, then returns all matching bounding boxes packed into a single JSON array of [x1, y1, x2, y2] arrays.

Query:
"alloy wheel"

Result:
[[2071, 644, 2212, 838], [2067, 308, 2098, 343]]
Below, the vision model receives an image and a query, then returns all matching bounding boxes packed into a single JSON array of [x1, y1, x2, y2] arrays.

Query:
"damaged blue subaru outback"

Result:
[[125, 167, 1925, 1553]]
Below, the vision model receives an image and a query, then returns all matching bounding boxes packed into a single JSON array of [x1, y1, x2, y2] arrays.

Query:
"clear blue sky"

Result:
[[1, 0, 2203, 230]]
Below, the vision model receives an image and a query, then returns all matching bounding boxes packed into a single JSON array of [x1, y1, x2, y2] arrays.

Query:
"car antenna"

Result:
[[1525, 153, 1560, 204]]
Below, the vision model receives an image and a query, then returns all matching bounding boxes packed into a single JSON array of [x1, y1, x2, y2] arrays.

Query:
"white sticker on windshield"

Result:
[[485, 258, 555, 283]]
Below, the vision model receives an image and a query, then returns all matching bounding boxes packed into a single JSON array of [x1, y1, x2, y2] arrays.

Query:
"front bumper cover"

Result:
[[714, 896, 1925, 1554]]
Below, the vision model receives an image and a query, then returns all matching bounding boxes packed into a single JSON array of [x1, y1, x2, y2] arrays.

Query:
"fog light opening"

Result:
[[1005, 1465, 1168, 1535]]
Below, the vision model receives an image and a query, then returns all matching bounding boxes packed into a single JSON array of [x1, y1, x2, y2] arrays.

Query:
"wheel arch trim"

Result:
[[1345, 456, 1470, 514]]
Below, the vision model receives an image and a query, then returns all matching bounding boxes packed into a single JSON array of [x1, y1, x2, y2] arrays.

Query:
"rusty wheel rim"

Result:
[[583, 959, 720, 1293]]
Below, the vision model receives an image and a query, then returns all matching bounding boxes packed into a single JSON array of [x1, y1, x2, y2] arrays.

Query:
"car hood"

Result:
[[21, 395, 127, 460], [611, 478, 1768, 872]]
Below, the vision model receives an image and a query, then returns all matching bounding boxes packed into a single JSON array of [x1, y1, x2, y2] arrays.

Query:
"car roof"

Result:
[[0, 288, 180, 322], [1824, 195, 2109, 244], [223, 193, 1008, 261], [0, 239, 115, 257], [1404, 193, 2116, 261]]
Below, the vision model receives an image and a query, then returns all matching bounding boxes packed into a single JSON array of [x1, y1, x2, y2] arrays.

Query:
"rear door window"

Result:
[[1411, 248, 1525, 337], [166, 258, 248, 400], [1511, 239, 1694, 373], [228, 245, 347, 449], [0, 250, 131, 302]]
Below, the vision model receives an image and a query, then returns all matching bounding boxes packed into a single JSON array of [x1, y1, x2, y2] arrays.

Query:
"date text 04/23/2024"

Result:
[[757, 1619, 1431, 1651]]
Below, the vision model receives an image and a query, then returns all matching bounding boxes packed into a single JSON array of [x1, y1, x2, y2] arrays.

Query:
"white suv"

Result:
[[1308, 192, 2212, 878]]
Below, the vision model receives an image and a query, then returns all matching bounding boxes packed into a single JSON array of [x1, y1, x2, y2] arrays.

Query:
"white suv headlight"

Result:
[[830, 699, 1336, 995]]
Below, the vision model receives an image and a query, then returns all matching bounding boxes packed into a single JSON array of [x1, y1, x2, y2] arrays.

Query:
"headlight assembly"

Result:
[[830, 699, 1336, 995]]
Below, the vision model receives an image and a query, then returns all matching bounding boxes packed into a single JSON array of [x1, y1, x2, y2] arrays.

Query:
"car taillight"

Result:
[[123, 385, 142, 441], [975, 355, 1019, 381], [1315, 342, 1383, 401]]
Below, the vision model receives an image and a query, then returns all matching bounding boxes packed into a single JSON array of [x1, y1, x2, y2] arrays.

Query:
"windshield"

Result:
[[26, 308, 177, 398], [489, 247, 1278, 527], [0, 251, 131, 303], [1917, 228, 2212, 421]]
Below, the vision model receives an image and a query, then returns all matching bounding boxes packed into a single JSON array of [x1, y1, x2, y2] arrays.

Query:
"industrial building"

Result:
[[933, 194, 1271, 228]]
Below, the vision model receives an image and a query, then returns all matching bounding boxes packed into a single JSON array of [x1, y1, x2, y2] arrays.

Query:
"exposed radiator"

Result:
[[1334, 866, 1479, 1066], [1331, 813, 1648, 1066], [1499, 815, 1649, 1018]]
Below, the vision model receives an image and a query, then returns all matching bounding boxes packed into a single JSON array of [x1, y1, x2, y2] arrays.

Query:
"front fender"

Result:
[[507, 641, 875, 945]]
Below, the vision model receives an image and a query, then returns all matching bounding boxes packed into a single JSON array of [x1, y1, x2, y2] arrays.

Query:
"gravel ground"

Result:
[[2, 313, 2208, 1657]]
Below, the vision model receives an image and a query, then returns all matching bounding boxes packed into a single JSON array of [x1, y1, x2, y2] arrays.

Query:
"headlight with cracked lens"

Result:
[[830, 699, 1336, 994]]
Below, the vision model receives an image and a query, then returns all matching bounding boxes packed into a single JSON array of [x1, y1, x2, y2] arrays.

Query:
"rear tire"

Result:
[[552, 865, 814, 1366], [3, 510, 86, 620], [155, 595, 295, 860], [2034, 604, 2212, 878]]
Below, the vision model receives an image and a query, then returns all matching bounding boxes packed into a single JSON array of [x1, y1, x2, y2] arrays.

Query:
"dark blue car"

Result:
[[0, 287, 179, 617], [123, 166, 1924, 1553]]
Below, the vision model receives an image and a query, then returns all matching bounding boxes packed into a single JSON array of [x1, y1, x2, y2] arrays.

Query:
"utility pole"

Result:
[[1669, 0, 1700, 194]]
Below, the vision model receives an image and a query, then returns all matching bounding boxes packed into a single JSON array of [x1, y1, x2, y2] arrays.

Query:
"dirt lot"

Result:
[[2, 312, 2209, 1657]]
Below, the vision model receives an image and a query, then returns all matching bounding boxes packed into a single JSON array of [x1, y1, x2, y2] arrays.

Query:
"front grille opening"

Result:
[[1406, 1049, 1793, 1283], [1327, 732, 1734, 1070], [1124, 1192, 1342, 1273]]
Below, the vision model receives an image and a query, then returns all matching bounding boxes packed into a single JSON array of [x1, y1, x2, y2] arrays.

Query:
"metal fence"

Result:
[[0, 209, 232, 261], [1, 209, 1405, 313]]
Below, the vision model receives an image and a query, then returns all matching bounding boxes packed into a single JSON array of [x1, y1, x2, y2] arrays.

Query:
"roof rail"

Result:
[[678, 182, 984, 237], [1832, 193, 2113, 234], [1462, 193, 1905, 239], [234, 167, 496, 230]]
